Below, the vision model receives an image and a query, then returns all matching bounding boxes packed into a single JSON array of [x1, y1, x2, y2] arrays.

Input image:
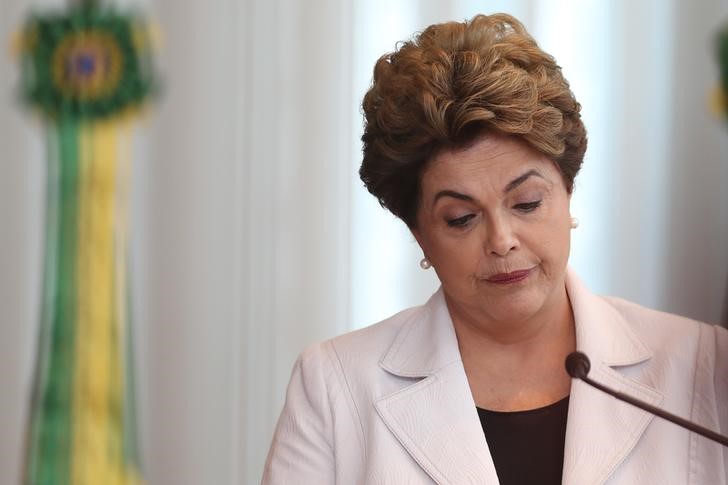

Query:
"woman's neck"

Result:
[[449, 285, 576, 411]]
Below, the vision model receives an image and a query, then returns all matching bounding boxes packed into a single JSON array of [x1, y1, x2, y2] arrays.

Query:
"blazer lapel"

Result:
[[562, 270, 663, 485], [375, 362, 499, 485], [375, 290, 499, 485]]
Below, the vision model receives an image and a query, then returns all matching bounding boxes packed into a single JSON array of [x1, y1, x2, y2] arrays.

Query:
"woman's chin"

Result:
[[475, 286, 550, 327]]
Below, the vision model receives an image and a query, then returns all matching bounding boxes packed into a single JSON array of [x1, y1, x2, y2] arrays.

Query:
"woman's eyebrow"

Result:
[[504, 169, 545, 193], [431, 169, 547, 207], [432, 190, 474, 207]]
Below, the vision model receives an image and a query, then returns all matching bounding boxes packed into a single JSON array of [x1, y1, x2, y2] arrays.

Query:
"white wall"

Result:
[[1, 1, 727, 485], [134, 0, 356, 483], [0, 0, 48, 483]]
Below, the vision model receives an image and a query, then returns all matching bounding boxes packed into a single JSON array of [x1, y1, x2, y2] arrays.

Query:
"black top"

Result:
[[477, 396, 569, 485]]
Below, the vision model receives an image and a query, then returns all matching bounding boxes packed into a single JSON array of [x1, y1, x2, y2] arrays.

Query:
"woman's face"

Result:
[[412, 134, 572, 330]]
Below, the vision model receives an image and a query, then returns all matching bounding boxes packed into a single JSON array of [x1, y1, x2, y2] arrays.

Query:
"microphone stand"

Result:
[[566, 352, 728, 448]]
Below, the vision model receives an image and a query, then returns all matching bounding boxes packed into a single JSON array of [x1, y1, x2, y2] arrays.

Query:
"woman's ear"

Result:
[[411, 227, 424, 251]]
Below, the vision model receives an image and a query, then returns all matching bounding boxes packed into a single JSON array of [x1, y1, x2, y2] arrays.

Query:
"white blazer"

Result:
[[262, 269, 728, 484]]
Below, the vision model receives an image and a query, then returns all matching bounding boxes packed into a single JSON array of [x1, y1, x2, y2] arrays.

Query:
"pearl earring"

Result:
[[570, 217, 579, 229], [419, 258, 432, 270]]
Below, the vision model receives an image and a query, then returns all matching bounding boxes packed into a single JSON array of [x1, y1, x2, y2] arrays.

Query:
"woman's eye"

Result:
[[514, 200, 542, 213], [446, 214, 475, 227]]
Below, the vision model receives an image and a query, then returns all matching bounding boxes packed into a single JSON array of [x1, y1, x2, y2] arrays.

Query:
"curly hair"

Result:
[[359, 13, 587, 228]]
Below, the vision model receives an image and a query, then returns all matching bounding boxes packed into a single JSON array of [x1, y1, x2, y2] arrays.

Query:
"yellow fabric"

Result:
[[71, 119, 141, 484]]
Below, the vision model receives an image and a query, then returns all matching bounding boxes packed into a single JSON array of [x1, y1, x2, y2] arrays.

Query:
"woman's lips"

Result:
[[485, 268, 533, 284]]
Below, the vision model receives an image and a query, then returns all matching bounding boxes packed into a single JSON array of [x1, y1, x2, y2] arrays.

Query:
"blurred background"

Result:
[[2, 0, 728, 483]]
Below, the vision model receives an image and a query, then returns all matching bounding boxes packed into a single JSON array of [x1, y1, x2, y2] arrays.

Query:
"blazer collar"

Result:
[[379, 287, 462, 379], [563, 269, 662, 484], [379, 268, 653, 377], [566, 268, 651, 366]]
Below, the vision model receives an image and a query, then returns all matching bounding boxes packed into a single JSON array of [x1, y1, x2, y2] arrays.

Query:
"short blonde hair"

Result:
[[359, 13, 587, 228]]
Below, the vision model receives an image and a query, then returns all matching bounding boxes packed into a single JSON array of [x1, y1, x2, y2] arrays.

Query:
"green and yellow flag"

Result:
[[718, 21, 728, 119], [16, 1, 155, 483]]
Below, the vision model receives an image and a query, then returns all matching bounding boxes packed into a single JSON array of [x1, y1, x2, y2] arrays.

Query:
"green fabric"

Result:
[[27, 120, 80, 485], [719, 23, 728, 112], [25, 126, 61, 485]]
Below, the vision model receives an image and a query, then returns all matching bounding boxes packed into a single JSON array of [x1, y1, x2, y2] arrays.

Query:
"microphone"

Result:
[[565, 351, 728, 447]]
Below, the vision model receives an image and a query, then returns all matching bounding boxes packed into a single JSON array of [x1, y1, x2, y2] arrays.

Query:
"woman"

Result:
[[262, 14, 728, 484]]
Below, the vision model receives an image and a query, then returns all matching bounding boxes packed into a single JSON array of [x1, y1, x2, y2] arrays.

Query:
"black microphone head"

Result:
[[565, 351, 591, 379]]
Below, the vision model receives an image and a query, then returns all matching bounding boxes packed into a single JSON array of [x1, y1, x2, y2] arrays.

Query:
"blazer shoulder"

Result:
[[600, 296, 728, 380], [597, 296, 722, 376], [323, 304, 425, 364], [601, 295, 705, 341], [290, 304, 428, 395]]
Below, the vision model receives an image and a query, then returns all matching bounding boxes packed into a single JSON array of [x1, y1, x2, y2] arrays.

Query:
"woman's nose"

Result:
[[484, 216, 518, 257]]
